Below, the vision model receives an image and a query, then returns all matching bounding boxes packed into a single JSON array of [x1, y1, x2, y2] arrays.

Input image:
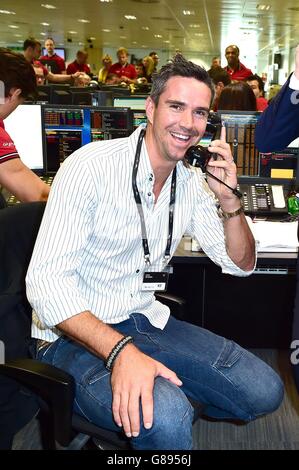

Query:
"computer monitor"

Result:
[[133, 110, 147, 130], [4, 104, 44, 173], [41, 48, 66, 61], [90, 107, 134, 141], [42, 105, 134, 173], [218, 110, 261, 176], [113, 95, 148, 110]]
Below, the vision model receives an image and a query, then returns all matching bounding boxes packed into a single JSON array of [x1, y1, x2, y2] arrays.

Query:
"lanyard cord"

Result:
[[132, 128, 177, 265]]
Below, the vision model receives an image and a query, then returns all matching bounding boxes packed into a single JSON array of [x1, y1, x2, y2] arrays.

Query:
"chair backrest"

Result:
[[0, 202, 46, 448]]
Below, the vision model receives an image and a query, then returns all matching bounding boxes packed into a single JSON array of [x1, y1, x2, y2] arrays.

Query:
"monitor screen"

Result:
[[133, 110, 147, 130], [4, 104, 44, 171], [113, 96, 148, 110], [41, 48, 66, 60], [42, 105, 134, 172]]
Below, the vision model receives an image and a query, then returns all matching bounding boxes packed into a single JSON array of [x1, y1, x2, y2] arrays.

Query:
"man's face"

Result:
[[34, 66, 45, 85], [146, 76, 211, 164], [45, 40, 54, 54], [212, 58, 221, 68], [247, 80, 261, 98], [77, 52, 87, 65], [225, 47, 239, 67], [118, 53, 128, 66], [151, 54, 159, 66]]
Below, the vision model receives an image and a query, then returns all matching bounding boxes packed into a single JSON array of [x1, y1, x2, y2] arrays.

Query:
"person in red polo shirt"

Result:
[[39, 37, 66, 74], [224, 45, 253, 81], [66, 50, 91, 76], [109, 47, 137, 85], [0, 48, 49, 204]]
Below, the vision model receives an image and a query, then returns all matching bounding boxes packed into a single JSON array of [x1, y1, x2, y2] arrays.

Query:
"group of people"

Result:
[[1, 40, 299, 450], [208, 45, 268, 112], [98, 48, 159, 86]]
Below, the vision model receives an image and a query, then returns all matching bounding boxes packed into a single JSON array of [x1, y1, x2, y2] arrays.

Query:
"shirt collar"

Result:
[[128, 125, 194, 188]]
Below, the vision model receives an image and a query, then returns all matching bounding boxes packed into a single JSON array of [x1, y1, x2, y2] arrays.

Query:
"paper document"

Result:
[[246, 217, 299, 252]]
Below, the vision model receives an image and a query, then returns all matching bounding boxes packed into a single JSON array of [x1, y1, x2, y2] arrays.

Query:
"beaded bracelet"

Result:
[[105, 335, 133, 371]]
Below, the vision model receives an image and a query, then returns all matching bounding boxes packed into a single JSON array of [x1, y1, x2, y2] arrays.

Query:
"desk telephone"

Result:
[[238, 183, 288, 216]]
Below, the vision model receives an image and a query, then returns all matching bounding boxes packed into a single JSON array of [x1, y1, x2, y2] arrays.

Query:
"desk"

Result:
[[168, 242, 297, 348]]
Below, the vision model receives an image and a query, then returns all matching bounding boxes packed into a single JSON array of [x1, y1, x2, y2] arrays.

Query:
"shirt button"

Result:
[[149, 177, 153, 182], [148, 192, 152, 197], [136, 269, 140, 273]]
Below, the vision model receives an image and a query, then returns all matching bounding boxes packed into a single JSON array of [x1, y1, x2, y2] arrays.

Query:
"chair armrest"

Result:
[[155, 292, 186, 320], [0, 359, 74, 446]]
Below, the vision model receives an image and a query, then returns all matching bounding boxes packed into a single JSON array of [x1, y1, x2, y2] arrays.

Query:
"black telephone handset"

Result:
[[185, 113, 222, 170], [185, 113, 242, 199]]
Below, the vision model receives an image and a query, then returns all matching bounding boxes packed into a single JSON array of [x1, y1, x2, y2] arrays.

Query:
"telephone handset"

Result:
[[185, 113, 243, 199], [238, 183, 288, 216]]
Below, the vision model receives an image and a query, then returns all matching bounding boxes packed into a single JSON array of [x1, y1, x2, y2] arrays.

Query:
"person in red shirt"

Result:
[[66, 50, 91, 76], [224, 45, 253, 81], [109, 47, 137, 85], [23, 38, 82, 84], [0, 48, 49, 203], [39, 37, 66, 74], [247, 74, 268, 111]]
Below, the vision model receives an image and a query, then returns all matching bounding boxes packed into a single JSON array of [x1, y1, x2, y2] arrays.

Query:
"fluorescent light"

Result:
[[256, 4, 271, 10], [78, 19, 90, 23], [124, 15, 136, 20], [8, 25, 19, 29], [183, 10, 195, 15], [40, 22, 50, 26], [0, 10, 16, 14], [41, 4, 57, 9]]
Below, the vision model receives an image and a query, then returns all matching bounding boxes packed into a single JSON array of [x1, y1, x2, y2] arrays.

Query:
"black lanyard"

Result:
[[132, 128, 177, 266]]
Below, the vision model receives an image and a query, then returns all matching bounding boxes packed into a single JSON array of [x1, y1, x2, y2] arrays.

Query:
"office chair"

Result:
[[0, 202, 196, 450]]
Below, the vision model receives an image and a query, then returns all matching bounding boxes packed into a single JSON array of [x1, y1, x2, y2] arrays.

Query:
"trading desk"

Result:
[[169, 242, 297, 348]]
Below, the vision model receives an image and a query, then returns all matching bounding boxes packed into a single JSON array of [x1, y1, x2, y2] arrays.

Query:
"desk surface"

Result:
[[173, 240, 298, 266]]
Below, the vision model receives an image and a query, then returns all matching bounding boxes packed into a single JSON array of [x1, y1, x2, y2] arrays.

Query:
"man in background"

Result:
[[224, 45, 253, 81], [39, 37, 66, 74], [247, 74, 268, 111], [66, 50, 91, 76], [149, 51, 159, 72], [109, 47, 137, 85], [208, 66, 231, 111], [0, 48, 49, 204]]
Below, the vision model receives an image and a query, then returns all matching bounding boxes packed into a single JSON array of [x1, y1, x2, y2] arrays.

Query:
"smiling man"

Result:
[[26, 54, 283, 450]]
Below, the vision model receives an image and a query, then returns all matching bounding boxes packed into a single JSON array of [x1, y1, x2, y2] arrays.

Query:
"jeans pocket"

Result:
[[84, 362, 110, 385], [213, 339, 243, 369]]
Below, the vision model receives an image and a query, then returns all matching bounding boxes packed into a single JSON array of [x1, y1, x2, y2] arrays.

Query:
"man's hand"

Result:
[[111, 344, 182, 438], [206, 126, 239, 209], [295, 44, 299, 80]]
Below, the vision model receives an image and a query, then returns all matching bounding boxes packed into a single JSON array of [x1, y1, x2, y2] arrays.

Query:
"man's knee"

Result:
[[133, 377, 194, 449]]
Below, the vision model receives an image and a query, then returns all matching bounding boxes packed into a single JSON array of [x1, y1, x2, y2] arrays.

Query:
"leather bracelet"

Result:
[[105, 335, 133, 371], [217, 204, 244, 220]]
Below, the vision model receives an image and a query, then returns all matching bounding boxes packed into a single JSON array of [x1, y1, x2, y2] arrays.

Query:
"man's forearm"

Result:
[[57, 310, 129, 360], [224, 214, 256, 271]]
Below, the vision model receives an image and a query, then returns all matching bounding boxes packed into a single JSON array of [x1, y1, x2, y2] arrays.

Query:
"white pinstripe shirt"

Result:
[[26, 125, 253, 341]]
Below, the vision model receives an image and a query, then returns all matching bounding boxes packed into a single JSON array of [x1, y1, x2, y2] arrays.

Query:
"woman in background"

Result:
[[218, 81, 257, 111], [98, 54, 113, 84]]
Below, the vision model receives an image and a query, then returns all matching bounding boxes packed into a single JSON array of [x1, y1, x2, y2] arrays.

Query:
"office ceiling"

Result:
[[0, 0, 298, 60]]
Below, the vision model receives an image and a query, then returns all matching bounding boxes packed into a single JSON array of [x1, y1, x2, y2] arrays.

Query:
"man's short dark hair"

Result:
[[208, 66, 231, 87], [150, 53, 214, 105], [23, 38, 41, 51], [225, 45, 240, 55], [247, 74, 265, 95], [149, 51, 157, 57], [0, 48, 37, 98]]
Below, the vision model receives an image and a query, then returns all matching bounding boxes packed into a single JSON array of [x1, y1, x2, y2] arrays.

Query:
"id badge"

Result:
[[142, 272, 169, 291]]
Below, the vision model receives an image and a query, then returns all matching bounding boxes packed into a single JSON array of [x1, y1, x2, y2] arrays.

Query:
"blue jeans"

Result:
[[36, 314, 283, 450]]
